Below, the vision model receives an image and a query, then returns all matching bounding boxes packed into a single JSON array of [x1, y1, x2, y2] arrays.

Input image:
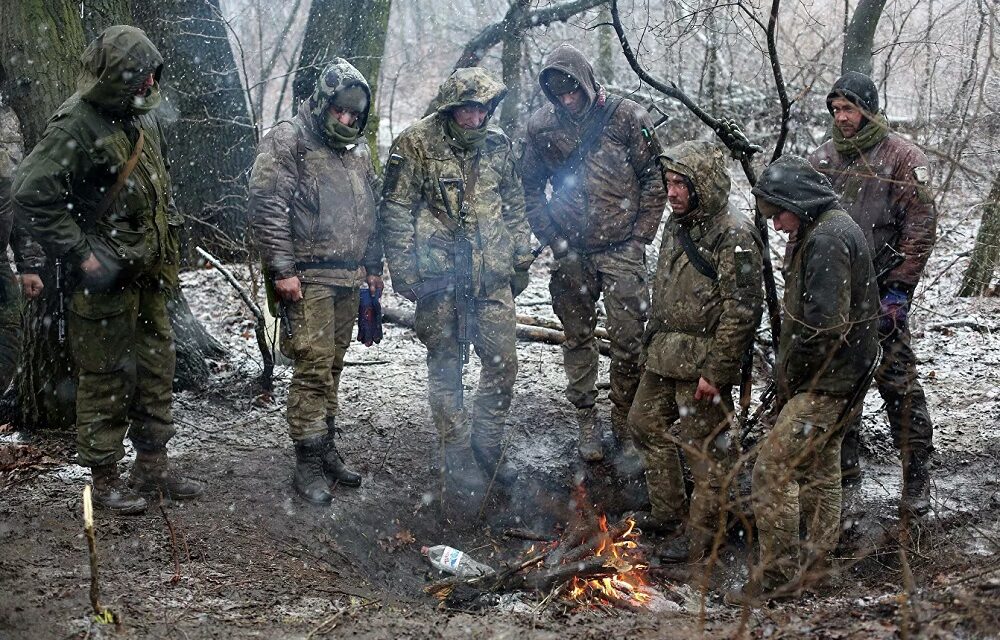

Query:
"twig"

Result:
[[503, 528, 555, 542], [82, 485, 117, 625], [158, 495, 182, 585]]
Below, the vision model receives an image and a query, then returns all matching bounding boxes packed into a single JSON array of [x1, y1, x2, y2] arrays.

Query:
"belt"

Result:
[[295, 260, 359, 271]]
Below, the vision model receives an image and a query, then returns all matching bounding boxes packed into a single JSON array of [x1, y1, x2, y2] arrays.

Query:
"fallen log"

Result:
[[383, 306, 611, 356], [516, 314, 611, 342]]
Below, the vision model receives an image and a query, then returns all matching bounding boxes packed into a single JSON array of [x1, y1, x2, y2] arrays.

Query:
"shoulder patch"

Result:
[[913, 166, 929, 184], [383, 153, 405, 195], [734, 245, 756, 289]]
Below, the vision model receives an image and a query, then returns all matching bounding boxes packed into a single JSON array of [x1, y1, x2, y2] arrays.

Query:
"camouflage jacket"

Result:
[[809, 129, 936, 292], [249, 107, 382, 286], [646, 141, 763, 386], [521, 44, 667, 252], [754, 155, 879, 398], [12, 26, 179, 289], [381, 68, 533, 299]]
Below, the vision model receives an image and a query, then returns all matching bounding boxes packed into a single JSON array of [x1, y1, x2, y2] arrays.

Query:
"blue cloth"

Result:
[[357, 287, 383, 346]]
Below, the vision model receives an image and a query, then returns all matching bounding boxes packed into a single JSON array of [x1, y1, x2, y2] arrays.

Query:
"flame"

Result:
[[562, 516, 653, 608]]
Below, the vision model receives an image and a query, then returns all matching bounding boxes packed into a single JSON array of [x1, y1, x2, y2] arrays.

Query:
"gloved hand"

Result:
[[510, 269, 530, 298], [879, 287, 909, 335], [357, 286, 383, 346]]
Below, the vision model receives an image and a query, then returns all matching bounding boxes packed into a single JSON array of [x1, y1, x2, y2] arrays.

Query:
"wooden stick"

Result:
[[83, 485, 116, 624]]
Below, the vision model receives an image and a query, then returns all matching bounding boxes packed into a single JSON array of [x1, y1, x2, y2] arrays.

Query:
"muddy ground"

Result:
[[3, 223, 1000, 639]]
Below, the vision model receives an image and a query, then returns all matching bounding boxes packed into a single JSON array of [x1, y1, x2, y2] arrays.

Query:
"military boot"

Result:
[[92, 464, 148, 515], [322, 418, 362, 488], [293, 436, 334, 504], [840, 427, 863, 484], [443, 443, 486, 497], [131, 451, 204, 500], [471, 438, 517, 486], [900, 449, 931, 517], [630, 510, 681, 537], [577, 406, 604, 462]]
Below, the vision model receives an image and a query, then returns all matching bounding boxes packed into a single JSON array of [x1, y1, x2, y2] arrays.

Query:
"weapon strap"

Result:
[[552, 95, 623, 190], [429, 151, 482, 235], [94, 129, 145, 219], [676, 226, 717, 281]]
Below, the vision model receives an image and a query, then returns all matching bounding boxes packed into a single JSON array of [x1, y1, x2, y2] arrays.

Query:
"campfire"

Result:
[[426, 487, 673, 613]]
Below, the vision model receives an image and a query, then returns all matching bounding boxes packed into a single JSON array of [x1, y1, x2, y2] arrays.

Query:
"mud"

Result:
[[2, 243, 1000, 639]]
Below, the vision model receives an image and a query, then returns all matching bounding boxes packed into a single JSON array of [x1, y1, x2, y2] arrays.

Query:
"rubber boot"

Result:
[[322, 418, 362, 488], [577, 406, 604, 462], [294, 436, 334, 504], [840, 426, 863, 484], [471, 438, 518, 486], [92, 464, 148, 515], [900, 448, 931, 517], [131, 450, 204, 500]]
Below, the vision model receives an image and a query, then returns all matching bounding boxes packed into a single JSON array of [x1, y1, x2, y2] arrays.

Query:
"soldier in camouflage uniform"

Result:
[[249, 59, 382, 504], [521, 44, 667, 462], [13, 26, 201, 514], [809, 73, 937, 516], [728, 155, 878, 604], [628, 141, 763, 563], [381, 68, 534, 492]]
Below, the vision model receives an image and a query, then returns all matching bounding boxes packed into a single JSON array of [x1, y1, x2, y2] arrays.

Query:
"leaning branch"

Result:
[[765, 0, 792, 162]]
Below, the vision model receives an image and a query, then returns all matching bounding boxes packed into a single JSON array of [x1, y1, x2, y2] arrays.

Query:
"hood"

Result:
[[308, 58, 373, 133], [659, 141, 731, 224], [751, 155, 841, 224], [826, 71, 879, 116], [538, 44, 600, 118], [435, 67, 508, 117], [78, 25, 163, 115]]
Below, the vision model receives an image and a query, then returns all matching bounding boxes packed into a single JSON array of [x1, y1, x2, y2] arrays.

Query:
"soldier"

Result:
[[728, 155, 878, 604], [381, 67, 534, 493], [248, 59, 382, 504], [810, 72, 937, 515], [12, 25, 201, 514], [628, 141, 763, 562], [521, 44, 667, 462]]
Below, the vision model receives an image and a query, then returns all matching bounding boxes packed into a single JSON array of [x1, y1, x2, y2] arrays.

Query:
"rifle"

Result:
[[262, 272, 293, 340], [438, 176, 475, 369], [54, 257, 67, 345]]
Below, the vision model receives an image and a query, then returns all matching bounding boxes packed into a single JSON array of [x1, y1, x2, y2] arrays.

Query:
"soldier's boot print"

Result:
[[577, 406, 604, 462], [471, 437, 517, 486], [900, 448, 931, 517], [322, 417, 362, 488], [131, 450, 205, 500], [293, 435, 334, 504], [92, 464, 148, 515]]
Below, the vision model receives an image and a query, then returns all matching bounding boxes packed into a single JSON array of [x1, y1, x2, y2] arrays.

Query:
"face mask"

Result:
[[445, 116, 488, 151], [322, 114, 360, 149]]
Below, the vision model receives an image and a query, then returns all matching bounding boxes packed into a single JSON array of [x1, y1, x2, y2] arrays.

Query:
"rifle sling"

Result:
[[94, 129, 145, 219], [676, 226, 718, 281], [429, 151, 482, 236]]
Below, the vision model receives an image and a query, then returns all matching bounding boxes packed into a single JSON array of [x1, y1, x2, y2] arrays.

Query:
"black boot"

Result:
[[294, 436, 334, 504], [322, 418, 362, 488], [629, 511, 681, 537], [577, 406, 604, 462], [443, 443, 486, 497], [131, 451, 204, 500], [840, 427, 863, 484], [92, 464, 148, 515], [471, 439, 517, 486], [901, 449, 931, 517]]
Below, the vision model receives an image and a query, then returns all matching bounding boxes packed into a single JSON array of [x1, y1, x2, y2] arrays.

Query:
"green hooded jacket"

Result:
[[12, 25, 179, 289], [381, 67, 533, 298], [645, 141, 763, 385], [753, 155, 879, 398]]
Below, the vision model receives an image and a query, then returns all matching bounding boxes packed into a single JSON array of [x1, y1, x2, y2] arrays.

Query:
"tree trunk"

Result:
[[133, 0, 257, 259], [498, 0, 530, 136], [81, 0, 133, 41], [841, 0, 889, 76], [294, 0, 392, 165], [959, 173, 1000, 296]]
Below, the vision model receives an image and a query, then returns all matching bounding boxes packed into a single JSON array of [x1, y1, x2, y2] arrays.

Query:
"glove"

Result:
[[511, 269, 530, 298], [878, 287, 909, 335], [357, 286, 383, 346]]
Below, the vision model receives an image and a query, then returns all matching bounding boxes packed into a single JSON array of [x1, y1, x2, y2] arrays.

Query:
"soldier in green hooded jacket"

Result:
[[628, 141, 763, 563], [249, 59, 382, 504], [12, 25, 201, 514], [381, 68, 534, 496]]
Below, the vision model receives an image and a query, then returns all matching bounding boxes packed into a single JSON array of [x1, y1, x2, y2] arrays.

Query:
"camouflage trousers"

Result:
[[413, 288, 517, 448], [549, 241, 648, 414], [628, 372, 734, 551], [282, 283, 356, 442], [753, 392, 849, 589], [842, 324, 933, 466], [68, 283, 176, 467], [0, 262, 20, 393]]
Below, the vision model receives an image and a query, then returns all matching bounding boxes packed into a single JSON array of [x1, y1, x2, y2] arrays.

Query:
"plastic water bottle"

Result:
[[422, 545, 495, 578]]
